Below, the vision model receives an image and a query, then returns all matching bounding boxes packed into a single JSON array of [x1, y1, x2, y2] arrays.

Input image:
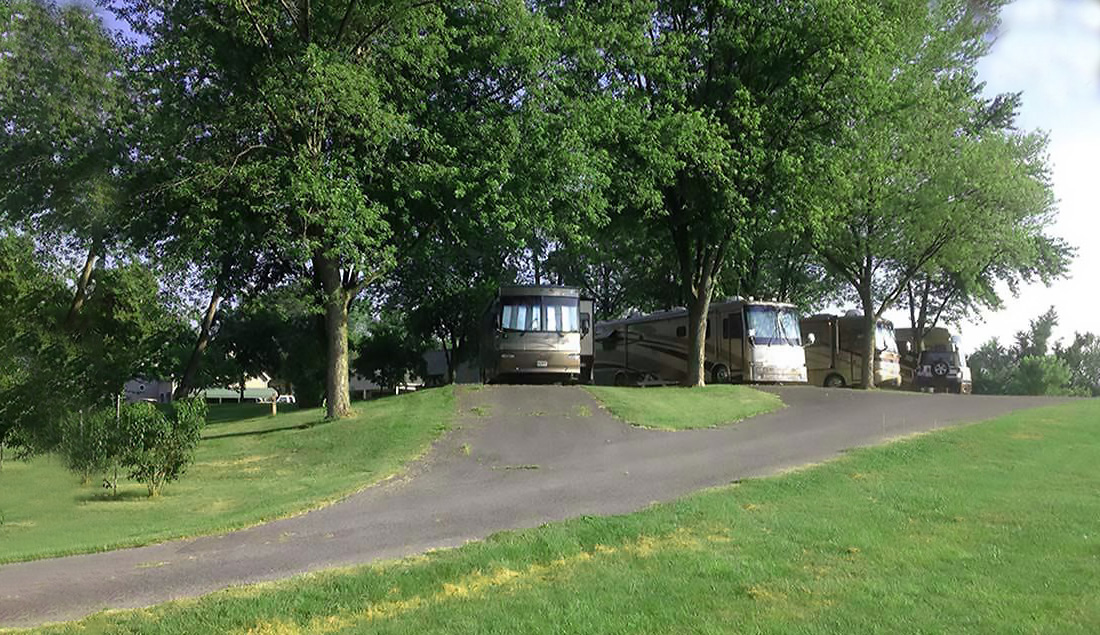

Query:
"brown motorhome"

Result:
[[593, 299, 809, 386], [800, 313, 901, 388], [479, 285, 594, 384]]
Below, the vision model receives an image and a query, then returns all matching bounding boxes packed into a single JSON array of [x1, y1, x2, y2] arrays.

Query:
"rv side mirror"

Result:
[[804, 332, 816, 346], [581, 315, 591, 335], [747, 328, 756, 342]]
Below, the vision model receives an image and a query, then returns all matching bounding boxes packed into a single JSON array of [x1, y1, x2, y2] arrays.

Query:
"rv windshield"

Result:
[[746, 306, 802, 346], [500, 296, 579, 333], [877, 323, 898, 353]]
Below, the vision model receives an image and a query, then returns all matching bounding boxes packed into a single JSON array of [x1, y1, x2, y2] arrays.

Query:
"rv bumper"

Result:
[[749, 364, 807, 383], [495, 351, 581, 378]]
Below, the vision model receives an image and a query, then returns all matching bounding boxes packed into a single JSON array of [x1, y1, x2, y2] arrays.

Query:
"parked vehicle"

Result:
[[593, 298, 809, 386], [800, 312, 901, 388], [897, 327, 972, 393], [479, 285, 595, 384]]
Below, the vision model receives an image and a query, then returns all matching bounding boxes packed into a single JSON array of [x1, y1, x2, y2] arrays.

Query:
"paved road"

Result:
[[0, 386, 1067, 628]]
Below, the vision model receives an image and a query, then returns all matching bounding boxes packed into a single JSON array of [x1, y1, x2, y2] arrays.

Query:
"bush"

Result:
[[59, 407, 124, 486], [1007, 355, 1074, 397], [120, 398, 207, 497]]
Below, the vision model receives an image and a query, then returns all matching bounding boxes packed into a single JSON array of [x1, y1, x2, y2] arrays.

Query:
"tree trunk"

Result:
[[64, 237, 102, 328], [685, 288, 712, 387], [174, 283, 226, 400], [860, 284, 877, 389], [314, 253, 353, 419]]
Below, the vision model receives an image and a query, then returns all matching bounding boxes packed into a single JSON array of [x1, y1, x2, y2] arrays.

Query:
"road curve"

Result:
[[0, 386, 1068, 628]]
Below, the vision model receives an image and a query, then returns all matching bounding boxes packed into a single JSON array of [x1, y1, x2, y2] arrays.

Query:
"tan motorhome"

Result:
[[800, 313, 901, 388], [479, 285, 594, 384], [593, 299, 808, 386]]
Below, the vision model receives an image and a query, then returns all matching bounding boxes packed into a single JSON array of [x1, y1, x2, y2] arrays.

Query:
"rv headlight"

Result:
[[500, 353, 515, 359]]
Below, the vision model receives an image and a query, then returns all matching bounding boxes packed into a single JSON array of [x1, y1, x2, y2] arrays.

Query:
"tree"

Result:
[[812, 1, 1066, 388], [353, 313, 428, 391], [968, 307, 1088, 396], [547, 0, 898, 385], [0, 0, 135, 325], [900, 99, 1071, 356], [1055, 333, 1100, 397], [0, 234, 72, 457], [115, 0, 568, 418], [119, 398, 206, 497], [207, 281, 330, 408], [969, 338, 1015, 395]]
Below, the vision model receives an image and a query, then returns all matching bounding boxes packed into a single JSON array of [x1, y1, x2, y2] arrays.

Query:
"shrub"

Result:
[[121, 398, 207, 497], [1007, 355, 1073, 396], [59, 407, 123, 486]]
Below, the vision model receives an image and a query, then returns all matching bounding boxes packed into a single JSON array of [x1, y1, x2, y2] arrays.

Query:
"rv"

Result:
[[896, 327, 972, 394], [479, 285, 594, 384], [800, 313, 901, 388], [593, 299, 809, 386]]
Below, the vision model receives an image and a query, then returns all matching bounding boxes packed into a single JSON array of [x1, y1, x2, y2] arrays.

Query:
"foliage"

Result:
[[0, 235, 72, 454], [111, 0, 572, 418], [1054, 333, 1100, 397], [969, 307, 1095, 396], [0, 0, 132, 240], [969, 339, 1017, 396], [811, 1, 1066, 386], [1007, 355, 1074, 397], [207, 282, 327, 407], [548, 0, 910, 385], [353, 314, 429, 390], [58, 407, 123, 487], [119, 398, 207, 497]]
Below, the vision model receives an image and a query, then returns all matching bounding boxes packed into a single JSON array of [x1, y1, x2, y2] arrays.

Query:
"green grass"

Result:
[[25, 398, 1100, 635], [584, 384, 784, 429], [0, 387, 455, 564]]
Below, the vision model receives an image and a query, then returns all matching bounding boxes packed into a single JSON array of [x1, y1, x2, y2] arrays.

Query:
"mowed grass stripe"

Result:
[[584, 384, 784, 429], [31, 399, 1100, 634], [0, 387, 455, 564]]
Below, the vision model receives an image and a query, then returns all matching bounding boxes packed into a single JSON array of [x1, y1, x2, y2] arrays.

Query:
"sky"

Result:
[[880, 0, 1100, 351]]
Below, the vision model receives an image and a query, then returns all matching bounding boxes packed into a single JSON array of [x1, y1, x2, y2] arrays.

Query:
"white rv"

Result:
[[593, 299, 809, 386]]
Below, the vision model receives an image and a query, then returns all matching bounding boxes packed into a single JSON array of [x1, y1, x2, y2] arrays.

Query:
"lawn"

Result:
[[584, 384, 784, 429], [0, 387, 454, 564], [27, 399, 1100, 634]]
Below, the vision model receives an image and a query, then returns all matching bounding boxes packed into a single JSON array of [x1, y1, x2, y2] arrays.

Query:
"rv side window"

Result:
[[728, 314, 743, 339], [676, 326, 687, 338], [705, 322, 710, 338]]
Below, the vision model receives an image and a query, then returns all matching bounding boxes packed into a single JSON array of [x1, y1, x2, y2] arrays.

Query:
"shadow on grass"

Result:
[[202, 421, 323, 441], [76, 489, 158, 503]]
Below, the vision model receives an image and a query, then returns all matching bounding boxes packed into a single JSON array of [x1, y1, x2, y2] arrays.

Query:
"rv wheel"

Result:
[[614, 371, 631, 387], [824, 374, 845, 388], [711, 365, 730, 384]]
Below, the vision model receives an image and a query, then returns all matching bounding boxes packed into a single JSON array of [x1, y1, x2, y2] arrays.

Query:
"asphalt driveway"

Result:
[[0, 385, 1068, 628]]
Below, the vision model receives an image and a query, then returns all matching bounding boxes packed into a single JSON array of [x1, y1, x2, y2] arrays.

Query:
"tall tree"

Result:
[[811, 0, 1066, 388], [547, 0, 896, 385], [0, 0, 134, 324], [117, 0, 569, 418]]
